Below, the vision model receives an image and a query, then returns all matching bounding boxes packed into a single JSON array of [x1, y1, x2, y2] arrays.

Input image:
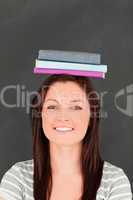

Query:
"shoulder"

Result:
[[0, 159, 33, 200], [103, 160, 131, 182], [5, 159, 33, 180], [103, 160, 126, 175], [0, 159, 33, 179], [12, 159, 33, 173], [98, 160, 132, 199]]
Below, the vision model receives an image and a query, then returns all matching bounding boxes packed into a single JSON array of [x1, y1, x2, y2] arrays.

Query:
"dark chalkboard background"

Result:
[[0, 0, 133, 184]]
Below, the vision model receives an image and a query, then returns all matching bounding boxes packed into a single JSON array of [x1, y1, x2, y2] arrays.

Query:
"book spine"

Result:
[[34, 68, 105, 79], [38, 50, 101, 65], [35, 60, 107, 73]]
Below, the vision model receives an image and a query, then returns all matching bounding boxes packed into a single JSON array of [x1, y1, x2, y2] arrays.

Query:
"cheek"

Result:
[[42, 109, 53, 123], [72, 115, 90, 139], [41, 113, 52, 135], [76, 112, 90, 126], [41, 110, 90, 134]]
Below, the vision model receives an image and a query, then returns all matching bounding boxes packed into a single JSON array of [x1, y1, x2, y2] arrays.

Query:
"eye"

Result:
[[47, 105, 57, 109], [71, 106, 83, 110]]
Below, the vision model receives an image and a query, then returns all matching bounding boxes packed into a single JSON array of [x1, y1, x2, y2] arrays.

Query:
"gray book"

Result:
[[38, 50, 101, 64]]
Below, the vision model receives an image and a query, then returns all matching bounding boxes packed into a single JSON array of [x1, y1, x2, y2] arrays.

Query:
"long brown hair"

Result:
[[30, 74, 104, 200]]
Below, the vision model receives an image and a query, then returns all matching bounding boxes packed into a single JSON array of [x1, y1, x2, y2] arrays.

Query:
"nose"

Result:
[[56, 109, 70, 122]]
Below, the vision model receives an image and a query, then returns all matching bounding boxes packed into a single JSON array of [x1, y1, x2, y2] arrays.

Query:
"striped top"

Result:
[[0, 160, 132, 200]]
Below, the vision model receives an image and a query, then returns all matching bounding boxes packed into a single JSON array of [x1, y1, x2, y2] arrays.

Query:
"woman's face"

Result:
[[41, 81, 91, 146]]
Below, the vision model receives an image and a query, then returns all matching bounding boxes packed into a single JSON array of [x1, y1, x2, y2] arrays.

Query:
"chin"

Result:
[[49, 137, 83, 146]]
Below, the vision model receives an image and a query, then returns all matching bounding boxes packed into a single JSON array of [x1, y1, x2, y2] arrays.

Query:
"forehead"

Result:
[[44, 81, 87, 101]]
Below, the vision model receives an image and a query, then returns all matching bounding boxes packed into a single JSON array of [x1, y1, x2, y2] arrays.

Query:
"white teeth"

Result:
[[55, 127, 73, 132]]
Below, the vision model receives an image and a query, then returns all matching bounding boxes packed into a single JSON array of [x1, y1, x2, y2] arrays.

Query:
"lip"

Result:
[[53, 127, 74, 130], [53, 125, 74, 129], [54, 128, 74, 133]]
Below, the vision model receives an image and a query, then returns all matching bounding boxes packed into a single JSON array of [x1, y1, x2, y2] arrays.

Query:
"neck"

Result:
[[49, 142, 82, 176]]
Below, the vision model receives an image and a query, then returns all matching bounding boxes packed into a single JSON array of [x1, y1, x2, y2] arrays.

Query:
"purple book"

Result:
[[33, 68, 105, 78]]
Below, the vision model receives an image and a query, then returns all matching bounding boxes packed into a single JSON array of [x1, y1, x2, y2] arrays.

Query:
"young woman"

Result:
[[0, 74, 132, 200]]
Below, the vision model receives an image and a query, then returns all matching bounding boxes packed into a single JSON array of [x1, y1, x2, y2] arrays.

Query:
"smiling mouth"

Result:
[[53, 127, 74, 133]]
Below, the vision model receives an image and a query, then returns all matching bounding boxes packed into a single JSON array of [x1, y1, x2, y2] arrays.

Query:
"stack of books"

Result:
[[33, 50, 108, 79]]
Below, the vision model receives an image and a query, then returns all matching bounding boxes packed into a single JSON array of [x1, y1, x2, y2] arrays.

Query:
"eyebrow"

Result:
[[45, 99, 84, 103]]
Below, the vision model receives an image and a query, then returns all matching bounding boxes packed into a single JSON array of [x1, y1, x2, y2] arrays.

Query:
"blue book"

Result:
[[35, 59, 107, 73]]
